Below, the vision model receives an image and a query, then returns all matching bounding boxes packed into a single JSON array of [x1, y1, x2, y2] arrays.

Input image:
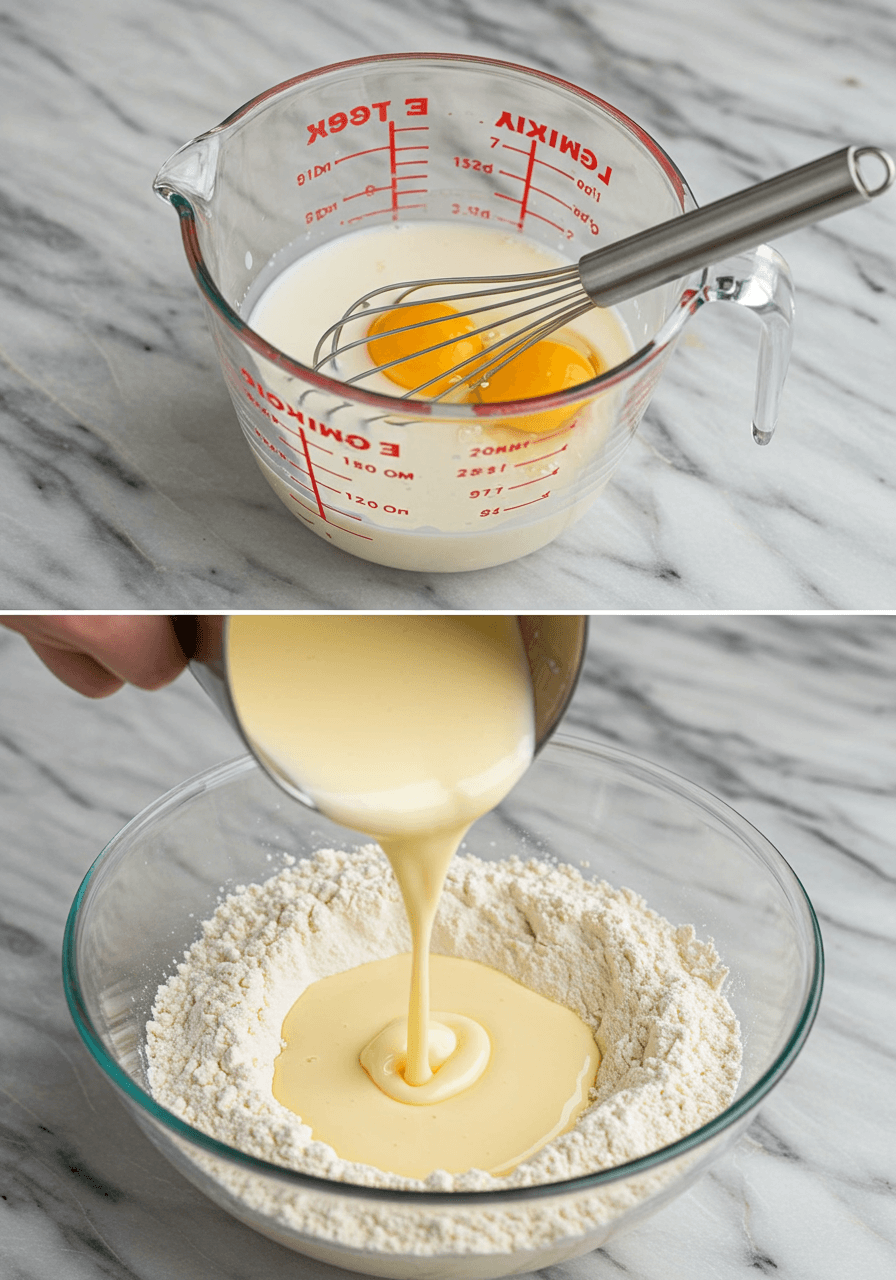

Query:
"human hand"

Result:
[[1, 615, 190, 698]]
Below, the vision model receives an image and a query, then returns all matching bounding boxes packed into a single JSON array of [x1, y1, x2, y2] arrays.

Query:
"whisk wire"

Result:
[[400, 296, 597, 402], [312, 269, 554, 362], [387, 265, 581, 307], [422, 299, 597, 404], [346, 263, 578, 315], [312, 269, 585, 375], [315, 278, 590, 395]]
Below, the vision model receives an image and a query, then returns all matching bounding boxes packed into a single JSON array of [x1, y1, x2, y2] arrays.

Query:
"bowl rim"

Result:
[[62, 735, 824, 1205]]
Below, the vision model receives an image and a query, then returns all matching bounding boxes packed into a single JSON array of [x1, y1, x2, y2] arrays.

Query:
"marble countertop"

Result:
[[2, 0, 896, 609], [1, 613, 894, 1278]]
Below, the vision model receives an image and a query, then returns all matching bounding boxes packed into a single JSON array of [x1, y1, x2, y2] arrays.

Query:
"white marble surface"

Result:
[[1, 614, 895, 1278], [1, 0, 895, 609]]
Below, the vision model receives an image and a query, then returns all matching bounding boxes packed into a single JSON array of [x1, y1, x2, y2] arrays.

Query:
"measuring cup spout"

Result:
[[153, 132, 220, 207]]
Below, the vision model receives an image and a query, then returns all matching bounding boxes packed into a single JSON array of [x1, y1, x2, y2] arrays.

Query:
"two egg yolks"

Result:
[[366, 302, 599, 432]]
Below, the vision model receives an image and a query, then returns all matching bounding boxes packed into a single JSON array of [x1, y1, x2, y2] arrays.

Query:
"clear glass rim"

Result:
[[62, 735, 823, 1206], [159, 51, 703, 422]]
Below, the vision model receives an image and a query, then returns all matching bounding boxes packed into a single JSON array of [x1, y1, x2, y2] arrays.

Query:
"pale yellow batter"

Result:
[[226, 615, 599, 1177], [272, 953, 598, 1179]]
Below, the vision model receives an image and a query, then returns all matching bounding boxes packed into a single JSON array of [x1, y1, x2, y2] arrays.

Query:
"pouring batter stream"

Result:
[[226, 615, 599, 1176]]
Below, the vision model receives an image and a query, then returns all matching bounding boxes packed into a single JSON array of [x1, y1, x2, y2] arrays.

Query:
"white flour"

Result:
[[146, 846, 741, 1200]]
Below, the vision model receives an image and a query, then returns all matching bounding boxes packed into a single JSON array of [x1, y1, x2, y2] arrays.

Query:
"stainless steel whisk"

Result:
[[313, 145, 894, 401]]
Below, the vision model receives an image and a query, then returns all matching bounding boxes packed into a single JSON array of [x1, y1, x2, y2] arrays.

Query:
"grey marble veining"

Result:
[[1, 614, 895, 1278], [1, 0, 895, 608]]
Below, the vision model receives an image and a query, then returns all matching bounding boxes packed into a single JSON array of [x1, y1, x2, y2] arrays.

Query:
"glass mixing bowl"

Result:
[[63, 737, 822, 1280]]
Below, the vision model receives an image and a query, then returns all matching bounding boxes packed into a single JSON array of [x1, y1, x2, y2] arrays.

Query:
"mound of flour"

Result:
[[146, 847, 741, 1191]]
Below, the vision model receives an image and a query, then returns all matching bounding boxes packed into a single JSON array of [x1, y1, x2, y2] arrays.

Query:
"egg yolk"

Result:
[[367, 302, 483, 397], [474, 338, 598, 434], [367, 303, 600, 433], [474, 340, 596, 403]]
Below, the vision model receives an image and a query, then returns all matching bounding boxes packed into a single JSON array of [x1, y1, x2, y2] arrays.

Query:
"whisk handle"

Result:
[[578, 145, 894, 307]]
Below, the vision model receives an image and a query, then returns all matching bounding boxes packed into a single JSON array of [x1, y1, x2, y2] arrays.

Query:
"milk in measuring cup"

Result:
[[244, 223, 633, 571]]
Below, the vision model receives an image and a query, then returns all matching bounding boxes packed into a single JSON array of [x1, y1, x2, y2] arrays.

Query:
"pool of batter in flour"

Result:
[[146, 846, 743, 1189]]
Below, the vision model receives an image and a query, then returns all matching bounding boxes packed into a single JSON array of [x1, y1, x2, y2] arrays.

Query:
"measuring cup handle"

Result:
[[701, 245, 795, 445]]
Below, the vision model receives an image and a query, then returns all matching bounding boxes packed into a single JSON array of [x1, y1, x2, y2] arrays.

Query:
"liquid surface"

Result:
[[272, 953, 599, 1179]]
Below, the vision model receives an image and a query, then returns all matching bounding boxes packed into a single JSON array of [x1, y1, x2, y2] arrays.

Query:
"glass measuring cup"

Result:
[[154, 53, 795, 573]]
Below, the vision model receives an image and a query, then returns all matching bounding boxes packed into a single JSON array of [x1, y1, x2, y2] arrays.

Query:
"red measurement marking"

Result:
[[530, 183, 572, 210], [515, 443, 569, 466], [322, 502, 363, 521], [495, 137, 599, 237], [276, 437, 310, 463], [277, 440, 339, 496], [340, 125, 429, 217], [276, 422, 335, 456], [388, 120, 400, 217], [537, 158, 577, 180], [347, 204, 425, 224], [279, 434, 371, 502], [494, 194, 563, 238], [324, 510, 374, 536], [516, 138, 538, 230], [331, 523, 375, 540], [502, 144, 574, 183], [498, 170, 570, 210], [508, 467, 560, 490], [289, 491, 374, 539], [383, 123, 432, 220], [493, 192, 566, 235], [312, 460, 366, 482], [288, 495, 332, 535], [289, 495, 320, 519], [295, 426, 328, 520], [503, 492, 552, 511], [522, 208, 568, 235], [304, 472, 343, 496], [343, 183, 390, 202], [335, 145, 392, 163], [282, 453, 310, 477], [340, 144, 427, 213], [285, 473, 317, 499]]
